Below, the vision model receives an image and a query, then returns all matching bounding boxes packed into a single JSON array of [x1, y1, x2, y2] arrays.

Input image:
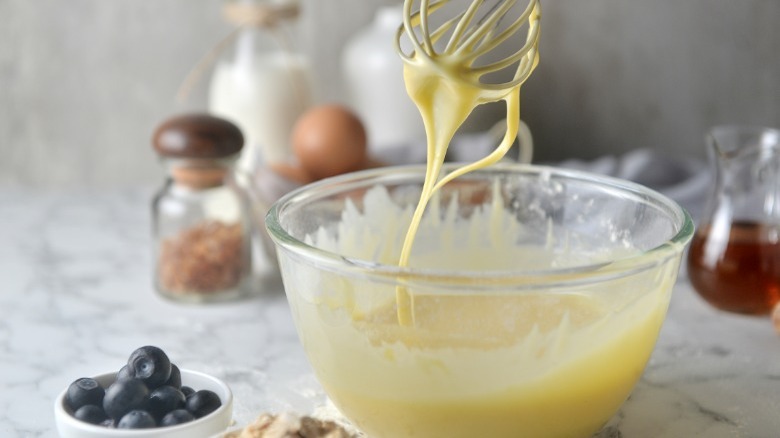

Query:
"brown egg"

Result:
[[291, 104, 368, 180]]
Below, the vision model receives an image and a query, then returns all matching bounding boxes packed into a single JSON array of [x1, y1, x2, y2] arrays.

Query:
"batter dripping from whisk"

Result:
[[395, 0, 542, 325]]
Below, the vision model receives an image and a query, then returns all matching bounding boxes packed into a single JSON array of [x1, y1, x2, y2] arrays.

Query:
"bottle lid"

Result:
[[170, 166, 229, 189], [152, 114, 244, 159], [223, 0, 300, 27]]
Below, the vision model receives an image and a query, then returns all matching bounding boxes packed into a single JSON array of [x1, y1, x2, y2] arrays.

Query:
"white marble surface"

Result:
[[2, 187, 780, 437]]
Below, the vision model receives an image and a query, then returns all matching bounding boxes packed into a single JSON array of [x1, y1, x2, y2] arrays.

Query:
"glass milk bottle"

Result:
[[209, 0, 312, 175], [342, 5, 425, 155], [151, 114, 253, 302]]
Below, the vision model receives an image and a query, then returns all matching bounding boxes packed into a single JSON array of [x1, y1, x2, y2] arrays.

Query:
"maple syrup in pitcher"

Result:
[[687, 125, 780, 315], [688, 222, 780, 314]]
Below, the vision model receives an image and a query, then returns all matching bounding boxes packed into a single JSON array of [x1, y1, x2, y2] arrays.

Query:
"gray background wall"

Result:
[[1, 0, 778, 189]]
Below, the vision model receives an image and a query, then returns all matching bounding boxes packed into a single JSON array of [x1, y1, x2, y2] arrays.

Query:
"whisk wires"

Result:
[[396, 0, 540, 92]]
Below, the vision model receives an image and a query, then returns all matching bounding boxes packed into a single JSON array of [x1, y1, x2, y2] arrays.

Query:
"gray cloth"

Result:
[[556, 148, 710, 221]]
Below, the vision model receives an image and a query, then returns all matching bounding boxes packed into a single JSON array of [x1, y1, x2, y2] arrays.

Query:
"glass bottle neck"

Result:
[[162, 157, 236, 190]]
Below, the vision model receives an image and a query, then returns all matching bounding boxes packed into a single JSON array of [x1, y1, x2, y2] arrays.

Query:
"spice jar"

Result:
[[151, 114, 253, 302]]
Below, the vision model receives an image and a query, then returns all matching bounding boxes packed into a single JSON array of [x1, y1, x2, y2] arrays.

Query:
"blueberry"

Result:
[[100, 418, 116, 428], [73, 404, 107, 425], [103, 378, 149, 420], [185, 389, 222, 418], [117, 410, 156, 429], [180, 386, 195, 397], [127, 346, 171, 389], [116, 365, 133, 381], [66, 378, 105, 411], [147, 386, 185, 421], [164, 364, 182, 388], [160, 409, 195, 427]]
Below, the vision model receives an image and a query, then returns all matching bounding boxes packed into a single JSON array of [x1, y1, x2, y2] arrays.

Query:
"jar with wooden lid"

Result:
[[151, 113, 253, 302]]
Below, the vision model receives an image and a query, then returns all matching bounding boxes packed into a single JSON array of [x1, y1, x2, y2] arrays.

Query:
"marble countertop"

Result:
[[2, 187, 779, 438]]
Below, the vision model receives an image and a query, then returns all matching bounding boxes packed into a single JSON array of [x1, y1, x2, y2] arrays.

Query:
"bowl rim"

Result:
[[54, 368, 233, 436], [265, 163, 694, 288]]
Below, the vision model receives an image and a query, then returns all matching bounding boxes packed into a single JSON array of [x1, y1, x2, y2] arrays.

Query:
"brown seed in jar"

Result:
[[158, 222, 246, 294]]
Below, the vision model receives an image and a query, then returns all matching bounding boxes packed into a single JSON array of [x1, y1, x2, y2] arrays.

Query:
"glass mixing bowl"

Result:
[[266, 163, 693, 438]]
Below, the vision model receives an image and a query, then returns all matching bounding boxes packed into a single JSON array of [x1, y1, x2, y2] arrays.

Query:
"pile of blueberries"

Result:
[[65, 346, 222, 429]]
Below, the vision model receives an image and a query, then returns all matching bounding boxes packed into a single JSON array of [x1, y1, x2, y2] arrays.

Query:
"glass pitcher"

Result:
[[687, 125, 780, 315]]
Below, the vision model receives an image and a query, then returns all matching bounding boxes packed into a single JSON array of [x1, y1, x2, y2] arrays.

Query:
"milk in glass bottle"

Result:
[[209, 0, 312, 175]]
